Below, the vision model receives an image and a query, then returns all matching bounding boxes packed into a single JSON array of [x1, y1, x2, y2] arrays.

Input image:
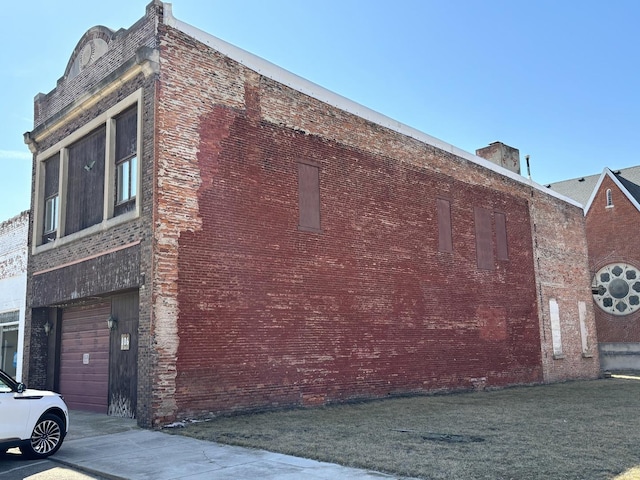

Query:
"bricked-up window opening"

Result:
[[42, 153, 60, 244], [549, 298, 563, 358], [495, 212, 508, 261], [474, 207, 493, 270], [437, 198, 453, 253], [578, 301, 591, 356], [298, 162, 321, 232], [114, 105, 138, 216], [65, 126, 106, 236], [606, 188, 613, 207]]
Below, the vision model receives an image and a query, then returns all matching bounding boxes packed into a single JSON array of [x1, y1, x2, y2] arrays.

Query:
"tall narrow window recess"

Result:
[[474, 207, 494, 270], [495, 212, 508, 261], [437, 198, 453, 253], [606, 188, 613, 207], [114, 105, 138, 216], [549, 298, 564, 359], [42, 153, 60, 244], [298, 161, 321, 232]]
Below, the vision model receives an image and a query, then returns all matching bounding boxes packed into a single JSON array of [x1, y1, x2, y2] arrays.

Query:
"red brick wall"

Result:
[[531, 190, 600, 382], [587, 176, 640, 343], [172, 111, 545, 415], [154, 26, 550, 420], [152, 21, 600, 421]]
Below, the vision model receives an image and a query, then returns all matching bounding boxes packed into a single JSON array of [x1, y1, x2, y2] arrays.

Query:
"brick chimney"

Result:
[[476, 142, 521, 175]]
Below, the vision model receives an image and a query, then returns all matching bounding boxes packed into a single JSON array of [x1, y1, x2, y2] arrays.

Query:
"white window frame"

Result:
[[116, 154, 137, 204], [43, 195, 59, 235]]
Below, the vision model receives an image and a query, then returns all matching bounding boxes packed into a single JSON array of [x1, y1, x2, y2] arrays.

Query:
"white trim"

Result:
[[584, 168, 640, 215], [162, 3, 581, 209]]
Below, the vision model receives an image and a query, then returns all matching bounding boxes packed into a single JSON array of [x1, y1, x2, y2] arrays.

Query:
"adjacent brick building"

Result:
[[23, 1, 599, 427], [548, 166, 640, 370]]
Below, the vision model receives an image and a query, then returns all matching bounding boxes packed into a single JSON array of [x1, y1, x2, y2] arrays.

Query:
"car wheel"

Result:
[[22, 413, 65, 459]]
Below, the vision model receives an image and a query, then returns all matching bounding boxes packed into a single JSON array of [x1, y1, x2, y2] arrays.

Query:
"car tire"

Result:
[[21, 413, 65, 459]]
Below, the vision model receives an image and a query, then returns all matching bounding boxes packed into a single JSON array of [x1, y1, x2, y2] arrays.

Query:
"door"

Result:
[[108, 291, 139, 418], [59, 302, 110, 413]]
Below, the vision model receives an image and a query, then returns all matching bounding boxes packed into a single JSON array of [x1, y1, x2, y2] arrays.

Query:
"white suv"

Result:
[[0, 368, 69, 458]]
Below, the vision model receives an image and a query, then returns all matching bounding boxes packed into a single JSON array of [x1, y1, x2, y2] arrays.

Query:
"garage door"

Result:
[[59, 302, 111, 412]]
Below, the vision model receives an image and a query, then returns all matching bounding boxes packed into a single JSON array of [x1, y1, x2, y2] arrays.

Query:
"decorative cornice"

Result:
[[24, 47, 159, 149]]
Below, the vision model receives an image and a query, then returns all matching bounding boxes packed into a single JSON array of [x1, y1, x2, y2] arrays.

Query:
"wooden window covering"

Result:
[[495, 212, 508, 261], [298, 162, 321, 232], [437, 198, 453, 253], [65, 126, 106, 235], [474, 207, 494, 270]]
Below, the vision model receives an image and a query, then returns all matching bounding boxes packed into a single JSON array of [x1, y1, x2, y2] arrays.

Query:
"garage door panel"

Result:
[[60, 302, 110, 413]]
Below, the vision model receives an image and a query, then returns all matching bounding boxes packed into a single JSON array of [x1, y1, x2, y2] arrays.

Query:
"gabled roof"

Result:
[[546, 165, 640, 214]]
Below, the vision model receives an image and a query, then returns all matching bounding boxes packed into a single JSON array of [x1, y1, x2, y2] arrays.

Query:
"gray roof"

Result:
[[546, 165, 640, 207]]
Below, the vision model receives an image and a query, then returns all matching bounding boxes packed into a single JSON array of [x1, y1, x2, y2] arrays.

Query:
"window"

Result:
[[606, 188, 613, 207], [65, 126, 106, 235], [298, 162, 321, 232], [437, 198, 453, 253], [42, 154, 60, 243], [34, 90, 141, 247], [44, 196, 58, 235], [116, 158, 137, 203], [114, 106, 138, 215], [592, 263, 640, 316]]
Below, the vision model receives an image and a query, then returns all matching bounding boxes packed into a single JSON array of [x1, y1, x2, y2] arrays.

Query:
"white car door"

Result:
[[0, 376, 32, 442]]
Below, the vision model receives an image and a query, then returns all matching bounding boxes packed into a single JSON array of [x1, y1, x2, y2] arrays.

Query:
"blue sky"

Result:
[[2, 1, 639, 221]]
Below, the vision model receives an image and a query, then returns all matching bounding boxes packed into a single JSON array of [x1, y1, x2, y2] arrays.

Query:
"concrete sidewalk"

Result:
[[52, 411, 413, 479]]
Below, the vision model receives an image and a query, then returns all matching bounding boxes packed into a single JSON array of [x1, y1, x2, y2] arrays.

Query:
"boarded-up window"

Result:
[[65, 126, 106, 235], [298, 162, 321, 232], [437, 198, 453, 253], [495, 212, 508, 260], [474, 207, 493, 270]]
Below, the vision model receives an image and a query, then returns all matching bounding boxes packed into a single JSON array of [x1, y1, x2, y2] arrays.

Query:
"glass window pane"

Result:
[[44, 196, 58, 233], [117, 161, 129, 203], [130, 156, 137, 198]]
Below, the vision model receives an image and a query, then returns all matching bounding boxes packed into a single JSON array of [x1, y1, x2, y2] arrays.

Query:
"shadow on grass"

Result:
[[167, 378, 640, 480]]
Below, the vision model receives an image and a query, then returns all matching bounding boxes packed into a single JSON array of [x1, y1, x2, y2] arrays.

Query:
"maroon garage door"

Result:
[[59, 302, 111, 413]]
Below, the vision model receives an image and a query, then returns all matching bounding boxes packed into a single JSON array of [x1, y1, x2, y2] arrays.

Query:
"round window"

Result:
[[592, 263, 640, 316]]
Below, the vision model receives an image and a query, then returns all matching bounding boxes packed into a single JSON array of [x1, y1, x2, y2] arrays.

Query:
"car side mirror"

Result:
[[16, 383, 25, 393]]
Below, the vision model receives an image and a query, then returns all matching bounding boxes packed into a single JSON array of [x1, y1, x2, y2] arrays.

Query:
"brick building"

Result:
[[0, 211, 28, 380], [23, 2, 599, 427], [548, 166, 640, 370]]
